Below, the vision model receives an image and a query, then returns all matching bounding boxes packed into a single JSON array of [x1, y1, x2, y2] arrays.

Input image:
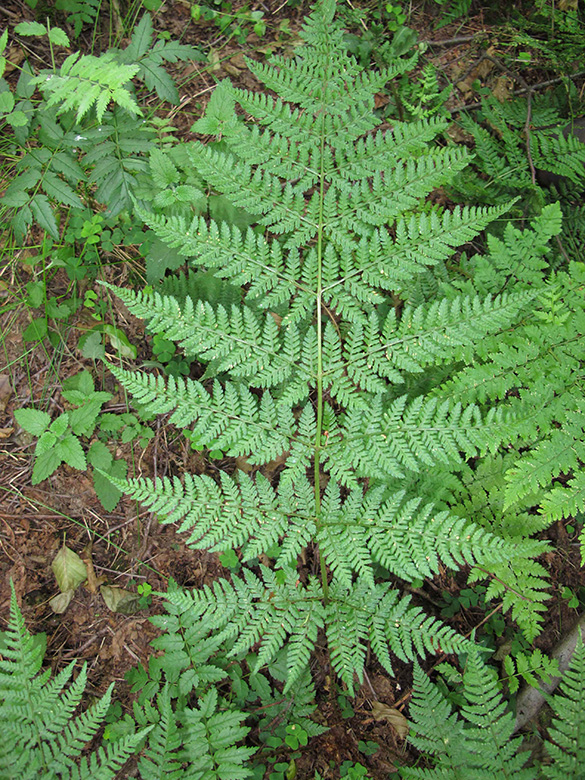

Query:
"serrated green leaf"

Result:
[[42, 171, 83, 208], [36, 430, 58, 455], [63, 369, 95, 396], [68, 399, 110, 436], [22, 317, 48, 342], [11, 203, 32, 239], [87, 440, 113, 470], [32, 447, 62, 483], [80, 331, 106, 360], [52, 544, 87, 592], [191, 80, 236, 135], [5, 110, 29, 127], [57, 433, 87, 470], [30, 194, 59, 238], [14, 407, 51, 436], [52, 152, 84, 183], [149, 147, 179, 187], [16, 61, 36, 98], [126, 12, 153, 59], [25, 280, 45, 308], [93, 458, 125, 511], [139, 60, 178, 103], [49, 412, 70, 437], [48, 27, 70, 47], [15, 21, 47, 36], [0, 91, 14, 113]]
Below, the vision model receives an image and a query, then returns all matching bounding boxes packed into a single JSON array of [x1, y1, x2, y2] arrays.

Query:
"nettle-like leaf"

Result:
[[103, 0, 555, 692]]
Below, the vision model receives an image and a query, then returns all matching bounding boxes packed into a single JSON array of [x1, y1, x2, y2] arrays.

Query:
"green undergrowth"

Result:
[[2, 0, 585, 776]]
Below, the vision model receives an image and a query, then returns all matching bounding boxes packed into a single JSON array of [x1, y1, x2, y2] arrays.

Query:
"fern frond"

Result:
[[180, 687, 255, 777], [401, 653, 537, 779], [472, 556, 550, 641], [99, 0, 560, 704], [105, 469, 316, 560], [324, 396, 516, 487], [0, 583, 146, 779], [32, 51, 141, 122], [163, 568, 326, 693], [541, 471, 585, 524], [504, 405, 585, 510], [102, 282, 312, 397], [134, 207, 313, 319]]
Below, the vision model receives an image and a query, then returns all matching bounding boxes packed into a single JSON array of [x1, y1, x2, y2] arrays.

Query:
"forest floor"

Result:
[[1, 1, 584, 777]]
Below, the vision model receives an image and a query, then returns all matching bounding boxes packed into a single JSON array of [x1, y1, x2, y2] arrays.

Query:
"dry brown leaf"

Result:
[[371, 701, 409, 739], [230, 52, 247, 69], [208, 49, 221, 72], [101, 585, 141, 614], [49, 590, 75, 614], [0, 375, 12, 413], [4, 47, 25, 73], [52, 544, 87, 593], [0, 427, 13, 439], [492, 75, 513, 103], [223, 63, 241, 77]]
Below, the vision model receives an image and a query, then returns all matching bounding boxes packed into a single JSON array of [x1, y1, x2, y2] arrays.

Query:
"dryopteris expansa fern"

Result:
[[0, 584, 148, 779], [101, 0, 552, 693]]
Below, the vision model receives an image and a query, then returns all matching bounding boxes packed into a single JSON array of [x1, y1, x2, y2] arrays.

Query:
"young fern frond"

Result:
[[403, 635, 585, 778], [402, 653, 537, 779], [103, 0, 554, 692], [0, 584, 147, 779]]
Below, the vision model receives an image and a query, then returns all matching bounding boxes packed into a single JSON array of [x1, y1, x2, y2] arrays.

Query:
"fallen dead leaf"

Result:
[[0, 374, 12, 414], [101, 585, 141, 614], [230, 52, 247, 69], [49, 590, 75, 614], [371, 701, 409, 740], [52, 544, 87, 593], [4, 47, 25, 72], [492, 75, 513, 103]]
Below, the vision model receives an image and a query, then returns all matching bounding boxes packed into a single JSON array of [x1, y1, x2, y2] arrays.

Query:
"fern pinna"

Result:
[[102, 0, 547, 693]]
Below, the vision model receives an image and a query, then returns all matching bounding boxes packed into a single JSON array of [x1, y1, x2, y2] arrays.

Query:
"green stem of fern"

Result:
[[314, 112, 329, 605]]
